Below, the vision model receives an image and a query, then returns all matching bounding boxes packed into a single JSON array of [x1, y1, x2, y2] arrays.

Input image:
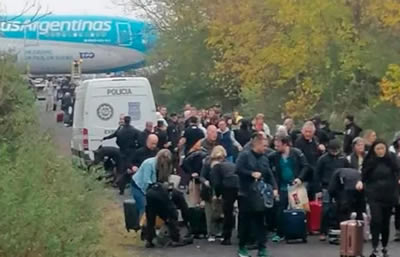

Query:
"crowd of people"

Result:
[[99, 104, 400, 257]]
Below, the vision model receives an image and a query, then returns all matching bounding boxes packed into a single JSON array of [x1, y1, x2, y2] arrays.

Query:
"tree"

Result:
[[206, 0, 400, 121]]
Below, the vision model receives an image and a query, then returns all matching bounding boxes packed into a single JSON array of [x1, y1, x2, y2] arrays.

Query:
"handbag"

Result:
[[250, 180, 274, 212]]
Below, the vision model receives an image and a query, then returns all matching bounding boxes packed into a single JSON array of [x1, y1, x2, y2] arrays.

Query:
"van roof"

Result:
[[84, 77, 149, 83]]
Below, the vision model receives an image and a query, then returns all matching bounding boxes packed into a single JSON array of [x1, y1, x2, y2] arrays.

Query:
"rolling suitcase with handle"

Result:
[[283, 209, 308, 243], [188, 207, 207, 238], [123, 199, 140, 232], [340, 220, 364, 257], [307, 200, 322, 234]]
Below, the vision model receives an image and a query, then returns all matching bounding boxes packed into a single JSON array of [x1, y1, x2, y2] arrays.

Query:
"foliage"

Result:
[[380, 64, 400, 107], [0, 59, 104, 257]]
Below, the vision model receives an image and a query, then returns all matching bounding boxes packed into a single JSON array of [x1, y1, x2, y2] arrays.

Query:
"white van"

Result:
[[71, 77, 157, 168]]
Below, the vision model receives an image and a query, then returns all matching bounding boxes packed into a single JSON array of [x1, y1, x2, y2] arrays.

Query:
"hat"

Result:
[[327, 139, 341, 151]]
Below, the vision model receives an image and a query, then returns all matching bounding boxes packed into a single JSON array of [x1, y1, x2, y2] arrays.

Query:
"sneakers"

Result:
[[258, 248, 271, 257], [271, 235, 283, 243], [221, 239, 232, 245], [145, 241, 155, 248], [382, 248, 389, 257], [238, 247, 250, 257], [207, 236, 216, 242], [369, 249, 379, 257], [319, 235, 327, 241]]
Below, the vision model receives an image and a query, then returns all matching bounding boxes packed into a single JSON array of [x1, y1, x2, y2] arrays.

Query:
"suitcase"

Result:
[[340, 220, 364, 257], [56, 112, 64, 123], [123, 199, 140, 232], [283, 209, 308, 243], [188, 207, 207, 238], [307, 200, 322, 234]]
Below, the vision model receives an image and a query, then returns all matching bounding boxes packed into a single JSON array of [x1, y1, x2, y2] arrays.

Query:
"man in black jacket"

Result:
[[343, 115, 362, 155], [138, 121, 154, 148], [167, 113, 181, 151], [295, 121, 325, 200], [131, 134, 159, 170], [268, 135, 309, 242], [315, 139, 350, 241], [236, 133, 278, 257], [103, 116, 140, 194]]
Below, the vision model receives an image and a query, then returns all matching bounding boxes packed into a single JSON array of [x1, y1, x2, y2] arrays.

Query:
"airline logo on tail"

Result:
[[0, 20, 112, 35]]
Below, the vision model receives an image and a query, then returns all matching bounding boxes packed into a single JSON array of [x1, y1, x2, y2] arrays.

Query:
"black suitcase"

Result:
[[283, 209, 308, 243], [188, 207, 207, 238], [123, 199, 140, 232]]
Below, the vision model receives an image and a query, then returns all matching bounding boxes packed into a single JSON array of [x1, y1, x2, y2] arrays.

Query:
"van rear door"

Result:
[[86, 79, 157, 151]]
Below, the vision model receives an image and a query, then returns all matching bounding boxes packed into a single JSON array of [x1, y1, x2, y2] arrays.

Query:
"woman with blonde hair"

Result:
[[363, 130, 377, 153], [210, 145, 239, 245]]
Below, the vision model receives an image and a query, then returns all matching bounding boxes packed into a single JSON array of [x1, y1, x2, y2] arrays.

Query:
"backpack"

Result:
[[250, 180, 274, 212]]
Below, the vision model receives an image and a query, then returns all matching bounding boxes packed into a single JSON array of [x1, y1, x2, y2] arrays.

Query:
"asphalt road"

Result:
[[37, 101, 400, 257]]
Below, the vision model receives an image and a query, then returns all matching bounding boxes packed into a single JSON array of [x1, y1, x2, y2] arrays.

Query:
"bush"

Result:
[[0, 59, 104, 257]]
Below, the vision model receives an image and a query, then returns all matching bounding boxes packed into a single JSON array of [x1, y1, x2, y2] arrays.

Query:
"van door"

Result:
[[116, 23, 133, 46], [87, 83, 157, 151]]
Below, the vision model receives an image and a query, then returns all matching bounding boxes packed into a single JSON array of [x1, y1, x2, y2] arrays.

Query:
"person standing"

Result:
[[234, 119, 252, 148], [217, 119, 242, 162], [181, 116, 205, 156], [201, 125, 219, 154], [268, 135, 309, 242], [363, 129, 377, 153], [315, 139, 350, 241], [343, 115, 362, 155], [236, 133, 278, 257], [253, 113, 271, 137], [356, 140, 400, 257], [210, 146, 239, 245], [103, 116, 140, 195], [390, 132, 400, 241], [138, 121, 154, 148], [348, 137, 366, 172], [295, 121, 325, 200]]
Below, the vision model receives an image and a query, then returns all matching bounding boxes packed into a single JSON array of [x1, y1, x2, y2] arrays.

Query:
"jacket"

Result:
[[218, 129, 240, 157], [234, 129, 252, 147], [181, 149, 207, 175], [362, 155, 400, 206], [236, 150, 277, 198], [211, 161, 239, 197], [138, 129, 152, 148], [268, 147, 310, 188], [328, 168, 361, 198], [131, 146, 158, 168], [105, 124, 140, 153], [294, 136, 322, 169], [201, 138, 219, 155], [132, 157, 157, 194], [167, 122, 181, 149], [315, 152, 350, 192], [343, 123, 362, 155], [348, 153, 364, 172]]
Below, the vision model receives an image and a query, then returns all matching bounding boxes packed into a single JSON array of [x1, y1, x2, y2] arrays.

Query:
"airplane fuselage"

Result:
[[0, 15, 156, 74]]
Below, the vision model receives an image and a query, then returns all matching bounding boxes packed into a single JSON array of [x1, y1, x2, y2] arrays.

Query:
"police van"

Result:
[[71, 77, 157, 168]]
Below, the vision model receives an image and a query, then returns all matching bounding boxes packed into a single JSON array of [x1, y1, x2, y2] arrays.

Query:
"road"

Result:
[[37, 101, 400, 257]]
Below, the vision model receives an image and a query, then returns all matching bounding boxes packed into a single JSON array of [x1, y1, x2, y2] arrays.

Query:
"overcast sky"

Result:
[[1, 0, 135, 17]]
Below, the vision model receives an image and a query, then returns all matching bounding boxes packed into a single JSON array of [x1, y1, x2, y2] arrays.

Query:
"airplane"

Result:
[[0, 15, 157, 75]]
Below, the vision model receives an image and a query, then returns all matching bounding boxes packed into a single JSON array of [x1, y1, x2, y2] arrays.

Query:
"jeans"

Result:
[[131, 181, 146, 218], [205, 201, 221, 236], [369, 202, 393, 249], [222, 188, 238, 240], [238, 196, 267, 250]]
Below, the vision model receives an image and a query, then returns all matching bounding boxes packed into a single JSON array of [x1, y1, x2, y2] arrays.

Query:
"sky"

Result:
[[1, 0, 135, 17]]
